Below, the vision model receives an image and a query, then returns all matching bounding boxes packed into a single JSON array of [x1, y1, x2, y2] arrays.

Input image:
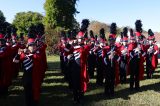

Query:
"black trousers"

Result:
[[96, 57, 104, 85], [67, 59, 73, 89], [0, 68, 8, 96], [0, 86, 8, 97], [104, 64, 115, 96], [63, 58, 70, 82], [119, 60, 127, 83], [70, 60, 81, 102], [88, 54, 96, 78], [60, 55, 65, 74], [146, 55, 153, 78], [23, 70, 38, 106], [129, 58, 140, 89]]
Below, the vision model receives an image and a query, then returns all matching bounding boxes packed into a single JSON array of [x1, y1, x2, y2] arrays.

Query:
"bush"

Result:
[[45, 27, 63, 55]]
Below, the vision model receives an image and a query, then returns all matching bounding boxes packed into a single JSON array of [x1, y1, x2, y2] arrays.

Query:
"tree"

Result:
[[12, 11, 43, 34], [44, 0, 78, 29], [0, 10, 6, 25], [72, 18, 80, 30], [0, 10, 11, 35]]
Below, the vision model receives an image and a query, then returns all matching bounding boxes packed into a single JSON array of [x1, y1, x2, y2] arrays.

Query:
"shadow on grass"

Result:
[[44, 78, 66, 84], [2, 62, 160, 106], [45, 72, 62, 77], [47, 61, 60, 71], [83, 81, 160, 105], [153, 70, 160, 73]]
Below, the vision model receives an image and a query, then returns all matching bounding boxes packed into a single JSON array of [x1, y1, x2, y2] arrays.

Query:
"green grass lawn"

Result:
[[1, 55, 160, 106]]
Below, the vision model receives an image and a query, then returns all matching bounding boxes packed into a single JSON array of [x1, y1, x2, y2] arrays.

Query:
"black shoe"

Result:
[[147, 74, 151, 79], [130, 87, 134, 91], [90, 75, 94, 79], [105, 93, 111, 99], [74, 100, 80, 104], [96, 82, 103, 86], [1, 88, 8, 97], [33, 100, 39, 106], [110, 94, 115, 98], [79, 92, 84, 100], [73, 98, 80, 104], [150, 74, 153, 79]]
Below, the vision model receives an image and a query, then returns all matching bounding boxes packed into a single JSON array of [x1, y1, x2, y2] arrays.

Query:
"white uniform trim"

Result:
[[64, 48, 70, 52], [104, 57, 107, 65]]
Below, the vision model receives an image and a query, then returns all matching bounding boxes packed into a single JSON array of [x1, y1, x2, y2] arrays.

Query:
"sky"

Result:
[[0, 0, 160, 32]]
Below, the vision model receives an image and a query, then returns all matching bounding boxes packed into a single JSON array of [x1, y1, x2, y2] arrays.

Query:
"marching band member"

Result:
[[128, 20, 144, 91], [135, 21, 146, 81], [69, 19, 90, 103], [13, 29, 42, 106], [95, 28, 106, 85], [119, 27, 129, 84], [35, 23, 47, 83], [59, 31, 67, 74], [19, 33, 26, 49], [146, 29, 158, 78], [103, 23, 120, 97], [0, 32, 13, 97], [11, 27, 21, 78], [87, 30, 96, 78]]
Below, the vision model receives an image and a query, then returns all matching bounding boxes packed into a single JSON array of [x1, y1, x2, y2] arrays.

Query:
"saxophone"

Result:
[[108, 46, 116, 67], [147, 45, 154, 56]]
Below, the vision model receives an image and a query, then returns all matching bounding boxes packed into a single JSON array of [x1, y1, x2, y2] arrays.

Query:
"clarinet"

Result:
[[134, 43, 141, 58], [148, 45, 154, 56], [108, 46, 115, 67], [122, 46, 128, 61], [0, 46, 6, 53]]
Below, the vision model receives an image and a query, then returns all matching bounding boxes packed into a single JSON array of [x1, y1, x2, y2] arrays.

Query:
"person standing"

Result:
[[95, 28, 106, 85], [128, 20, 144, 91], [13, 29, 42, 106], [119, 27, 129, 84], [103, 23, 120, 97], [87, 30, 96, 78], [69, 19, 90, 103], [146, 29, 159, 78], [0, 32, 13, 97]]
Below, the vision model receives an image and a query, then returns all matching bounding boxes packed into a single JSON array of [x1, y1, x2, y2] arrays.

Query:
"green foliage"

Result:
[[0, 10, 11, 35], [12, 11, 44, 34], [44, 0, 79, 55], [44, 0, 78, 29], [45, 27, 64, 55], [0, 10, 6, 24]]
